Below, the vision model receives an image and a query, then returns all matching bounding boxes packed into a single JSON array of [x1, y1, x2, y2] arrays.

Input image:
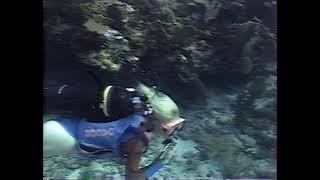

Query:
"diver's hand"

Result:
[[124, 138, 148, 180], [126, 169, 146, 180]]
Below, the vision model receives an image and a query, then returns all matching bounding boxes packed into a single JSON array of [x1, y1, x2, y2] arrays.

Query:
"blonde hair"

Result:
[[136, 83, 180, 123]]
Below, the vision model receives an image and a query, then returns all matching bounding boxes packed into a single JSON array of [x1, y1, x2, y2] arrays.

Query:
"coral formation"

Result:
[[44, 0, 277, 179]]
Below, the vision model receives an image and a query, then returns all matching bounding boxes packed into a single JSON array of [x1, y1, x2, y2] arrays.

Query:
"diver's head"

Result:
[[136, 83, 186, 137]]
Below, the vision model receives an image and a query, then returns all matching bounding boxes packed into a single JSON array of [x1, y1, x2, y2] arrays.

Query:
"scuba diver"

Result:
[[43, 82, 186, 180]]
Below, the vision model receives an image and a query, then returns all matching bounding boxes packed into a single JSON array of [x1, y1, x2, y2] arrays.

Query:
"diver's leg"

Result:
[[43, 120, 77, 157]]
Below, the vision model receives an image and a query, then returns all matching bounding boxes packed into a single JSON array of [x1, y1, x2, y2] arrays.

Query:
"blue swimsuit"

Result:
[[58, 114, 149, 157]]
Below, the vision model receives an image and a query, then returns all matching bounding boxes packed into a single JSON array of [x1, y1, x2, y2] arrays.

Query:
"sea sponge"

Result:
[[83, 50, 122, 72]]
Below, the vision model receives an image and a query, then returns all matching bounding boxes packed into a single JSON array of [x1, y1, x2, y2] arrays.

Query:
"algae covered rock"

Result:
[[45, 0, 276, 90], [44, 0, 277, 178]]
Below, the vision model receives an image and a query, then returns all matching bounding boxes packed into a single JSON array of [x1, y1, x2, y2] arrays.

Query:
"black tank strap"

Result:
[[79, 143, 113, 155]]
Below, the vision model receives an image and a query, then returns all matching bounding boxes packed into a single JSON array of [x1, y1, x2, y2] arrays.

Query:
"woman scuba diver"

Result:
[[43, 82, 186, 180]]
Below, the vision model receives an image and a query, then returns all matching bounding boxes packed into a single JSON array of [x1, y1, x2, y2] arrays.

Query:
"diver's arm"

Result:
[[125, 138, 146, 180], [125, 138, 164, 179], [126, 151, 145, 180]]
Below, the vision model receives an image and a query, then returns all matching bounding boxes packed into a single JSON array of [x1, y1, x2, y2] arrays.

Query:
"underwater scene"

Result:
[[43, 0, 277, 179]]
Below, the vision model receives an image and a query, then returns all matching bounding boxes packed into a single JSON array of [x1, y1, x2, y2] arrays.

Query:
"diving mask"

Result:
[[161, 117, 185, 136]]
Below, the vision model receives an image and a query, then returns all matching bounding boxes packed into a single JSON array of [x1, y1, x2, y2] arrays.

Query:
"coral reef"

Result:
[[44, 0, 277, 179], [45, 0, 276, 98]]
